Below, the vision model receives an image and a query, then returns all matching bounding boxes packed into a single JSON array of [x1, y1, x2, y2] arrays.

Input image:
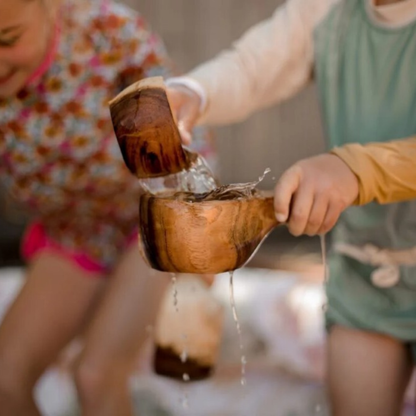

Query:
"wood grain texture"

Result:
[[109, 76, 190, 178], [138, 191, 280, 274]]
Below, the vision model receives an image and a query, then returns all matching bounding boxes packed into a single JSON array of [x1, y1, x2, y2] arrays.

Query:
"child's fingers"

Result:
[[304, 195, 329, 236], [287, 184, 314, 236], [274, 166, 302, 223], [177, 103, 200, 145], [177, 119, 192, 145], [167, 86, 201, 146], [318, 201, 343, 234]]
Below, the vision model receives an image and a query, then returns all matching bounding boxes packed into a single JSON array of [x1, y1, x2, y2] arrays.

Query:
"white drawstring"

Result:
[[334, 242, 416, 288]]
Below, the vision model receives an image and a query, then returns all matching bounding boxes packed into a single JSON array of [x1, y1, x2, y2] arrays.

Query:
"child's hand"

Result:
[[274, 154, 359, 236], [167, 85, 202, 145]]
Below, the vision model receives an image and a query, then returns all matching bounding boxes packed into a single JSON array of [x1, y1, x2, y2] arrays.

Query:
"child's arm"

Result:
[[331, 137, 416, 205], [273, 137, 416, 236], [168, 0, 337, 129]]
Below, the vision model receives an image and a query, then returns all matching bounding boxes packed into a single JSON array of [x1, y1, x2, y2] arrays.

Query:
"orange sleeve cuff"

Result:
[[330, 138, 416, 206]]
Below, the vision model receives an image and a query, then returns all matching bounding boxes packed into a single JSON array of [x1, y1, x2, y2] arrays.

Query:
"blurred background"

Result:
[[1, 1, 412, 416]]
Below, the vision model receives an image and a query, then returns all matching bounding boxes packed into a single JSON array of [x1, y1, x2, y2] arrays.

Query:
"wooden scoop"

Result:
[[109, 76, 191, 178], [138, 191, 280, 274]]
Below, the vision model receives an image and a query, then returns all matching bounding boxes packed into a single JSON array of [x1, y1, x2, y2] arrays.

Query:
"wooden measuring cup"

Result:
[[139, 191, 280, 274], [109, 76, 191, 178]]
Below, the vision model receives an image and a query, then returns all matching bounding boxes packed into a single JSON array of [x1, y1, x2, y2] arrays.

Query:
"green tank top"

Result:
[[314, 0, 416, 281]]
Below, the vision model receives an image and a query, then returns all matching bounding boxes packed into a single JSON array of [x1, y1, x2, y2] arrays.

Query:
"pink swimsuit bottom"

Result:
[[21, 222, 137, 276]]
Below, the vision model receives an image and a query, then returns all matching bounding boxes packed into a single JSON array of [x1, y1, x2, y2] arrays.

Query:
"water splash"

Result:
[[141, 152, 218, 195], [320, 234, 328, 313], [177, 167, 271, 202], [229, 271, 247, 386]]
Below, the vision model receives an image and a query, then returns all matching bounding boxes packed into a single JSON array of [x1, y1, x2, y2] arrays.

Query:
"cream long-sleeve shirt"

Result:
[[169, 0, 416, 206]]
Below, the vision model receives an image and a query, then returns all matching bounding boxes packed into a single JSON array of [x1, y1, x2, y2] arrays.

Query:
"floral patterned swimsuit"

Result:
[[0, 0, 216, 275]]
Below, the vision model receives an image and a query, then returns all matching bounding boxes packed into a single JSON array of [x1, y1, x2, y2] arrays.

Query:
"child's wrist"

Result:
[[329, 148, 362, 206]]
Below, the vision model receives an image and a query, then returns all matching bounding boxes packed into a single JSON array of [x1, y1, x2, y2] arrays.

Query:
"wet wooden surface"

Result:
[[139, 192, 278, 274], [110, 77, 191, 178]]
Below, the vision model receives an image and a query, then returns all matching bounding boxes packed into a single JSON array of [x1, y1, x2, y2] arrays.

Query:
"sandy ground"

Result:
[[0, 260, 414, 416]]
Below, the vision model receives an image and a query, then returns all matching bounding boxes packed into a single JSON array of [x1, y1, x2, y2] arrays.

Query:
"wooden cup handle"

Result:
[[109, 77, 191, 178], [258, 192, 278, 228]]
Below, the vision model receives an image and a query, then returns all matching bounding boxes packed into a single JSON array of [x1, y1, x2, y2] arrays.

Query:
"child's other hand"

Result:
[[167, 85, 202, 145], [274, 154, 359, 236]]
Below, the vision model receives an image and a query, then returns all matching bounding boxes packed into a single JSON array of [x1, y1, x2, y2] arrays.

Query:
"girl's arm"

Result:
[[179, 0, 338, 125], [332, 137, 416, 205]]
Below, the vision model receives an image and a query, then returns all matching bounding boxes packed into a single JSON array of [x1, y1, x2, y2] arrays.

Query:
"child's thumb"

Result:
[[177, 116, 195, 145], [274, 166, 301, 223]]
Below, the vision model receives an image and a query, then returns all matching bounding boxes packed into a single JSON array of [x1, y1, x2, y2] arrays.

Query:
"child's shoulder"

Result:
[[55, 0, 161, 76], [61, 0, 150, 44]]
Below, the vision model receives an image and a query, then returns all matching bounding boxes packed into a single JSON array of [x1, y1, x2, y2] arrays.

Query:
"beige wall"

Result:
[[125, 0, 325, 188]]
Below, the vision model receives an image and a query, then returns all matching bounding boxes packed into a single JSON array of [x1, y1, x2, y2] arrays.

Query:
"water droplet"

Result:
[[320, 234, 328, 284], [170, 273, 179, 313], [180, 350, 188, 363]]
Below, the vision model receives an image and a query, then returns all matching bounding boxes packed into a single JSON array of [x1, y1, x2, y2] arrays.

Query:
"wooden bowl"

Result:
[[138, 191, 279, 274]]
